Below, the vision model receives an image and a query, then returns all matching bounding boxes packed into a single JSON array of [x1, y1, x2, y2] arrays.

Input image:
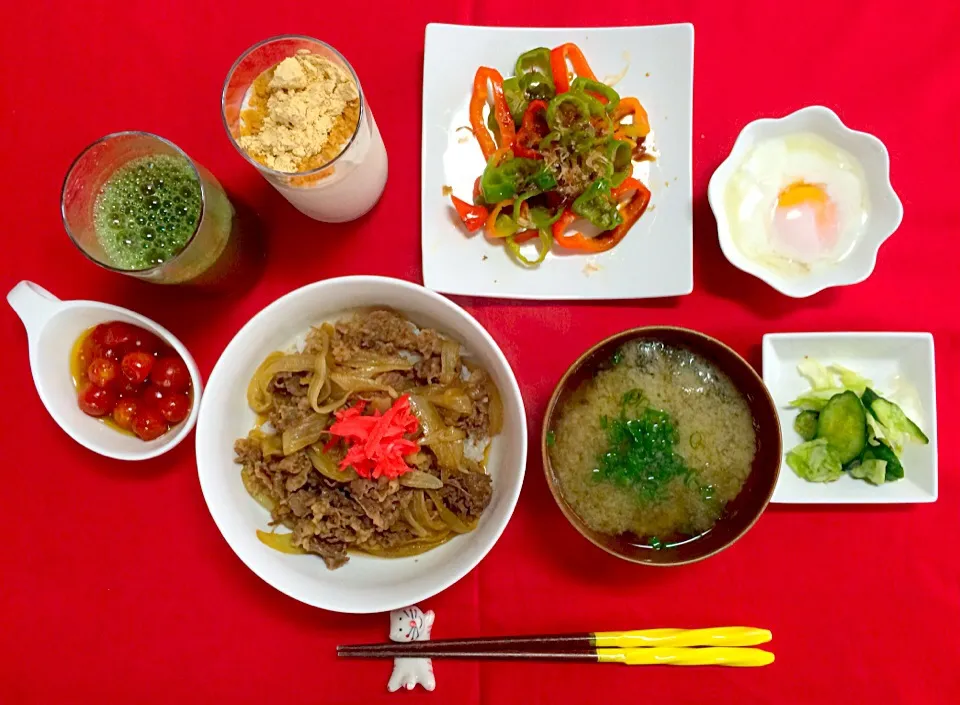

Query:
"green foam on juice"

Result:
[[93, 154, 203, 270]]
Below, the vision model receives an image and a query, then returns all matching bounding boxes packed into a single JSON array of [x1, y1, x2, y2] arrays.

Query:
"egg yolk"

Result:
[[772, 181, 839, 260]]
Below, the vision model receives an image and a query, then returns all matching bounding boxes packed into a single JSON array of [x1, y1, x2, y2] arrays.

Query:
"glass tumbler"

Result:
[[62, 132, 237, 285], [221, 35, 388, 223]]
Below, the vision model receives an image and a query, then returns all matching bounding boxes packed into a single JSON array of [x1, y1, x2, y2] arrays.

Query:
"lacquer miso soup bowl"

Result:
[[542, 326, 781, 566]]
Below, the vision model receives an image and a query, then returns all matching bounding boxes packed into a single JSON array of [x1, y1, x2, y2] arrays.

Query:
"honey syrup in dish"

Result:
[[548, 341, 757, 549], [93, 154, 203, 270]]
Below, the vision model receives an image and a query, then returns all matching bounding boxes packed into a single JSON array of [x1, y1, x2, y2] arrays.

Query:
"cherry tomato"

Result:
[[132, 407, 168, 441], [78, 383, 117, 417], [94, 321, 162, 359], [121, 351, 154, 385], [112, 399, 138, 430], [80, 332, 104, 367], [151, 357, 190, 393], [131, 329, 162, 355], [87, 357, 119, 388], [117, 377, 144, 398], [140, 383, 166, 407], [158, 392, 191, 424]]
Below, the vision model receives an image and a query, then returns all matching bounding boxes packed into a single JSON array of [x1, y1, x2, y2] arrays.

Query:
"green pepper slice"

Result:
[[605, 139, 634, 187], [502, 76, 527, 126], [493, 213, 520, 238], [480, 155, 555, 203], [571, 77, 620, 113], [528, 204, 564, 229], [572, 178, 623, 231], [506, 227, 552, 267], [539, 130, 561, 150], [519, 71, 555, 101], [546, 93, 591, 131], [513, 191, 563, 230], [480, 155, 518, 203], [515, 48, 555, 101], [568, 128, 600, 155], [528, 165, 558, 191]]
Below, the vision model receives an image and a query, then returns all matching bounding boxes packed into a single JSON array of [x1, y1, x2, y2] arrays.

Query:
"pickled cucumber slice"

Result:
[[816, 391, 867, 464]]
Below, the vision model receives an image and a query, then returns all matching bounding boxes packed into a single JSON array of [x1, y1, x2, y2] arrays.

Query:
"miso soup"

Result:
[[548, 341, 757, 546]]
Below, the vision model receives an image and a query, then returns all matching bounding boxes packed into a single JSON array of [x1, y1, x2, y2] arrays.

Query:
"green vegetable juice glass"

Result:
[[62, 132, 238, 285]]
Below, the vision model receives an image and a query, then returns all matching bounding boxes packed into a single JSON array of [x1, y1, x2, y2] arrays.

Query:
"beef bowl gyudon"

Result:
[[542, 327, 781, 566], [236, 309, 503, 570], [196, 277, 526, 614]]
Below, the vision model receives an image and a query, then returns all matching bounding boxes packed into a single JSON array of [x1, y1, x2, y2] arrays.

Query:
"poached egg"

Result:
[[724, 132, 869, 276]]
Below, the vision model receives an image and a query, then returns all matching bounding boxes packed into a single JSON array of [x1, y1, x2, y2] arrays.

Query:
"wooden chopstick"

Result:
[[337, 646, 775, 667], [337, 627, 772, 655]]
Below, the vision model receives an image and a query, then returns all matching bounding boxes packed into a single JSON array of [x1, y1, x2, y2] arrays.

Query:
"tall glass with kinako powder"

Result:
[[62, 132, 240, 285], [221, 35, 388, 223]]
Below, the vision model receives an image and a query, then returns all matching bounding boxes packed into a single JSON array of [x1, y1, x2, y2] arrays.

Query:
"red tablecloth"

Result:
[[2, 2, 958, 703]]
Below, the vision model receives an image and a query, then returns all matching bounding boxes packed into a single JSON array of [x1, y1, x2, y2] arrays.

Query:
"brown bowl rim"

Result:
[[541, 325, 782, 566]]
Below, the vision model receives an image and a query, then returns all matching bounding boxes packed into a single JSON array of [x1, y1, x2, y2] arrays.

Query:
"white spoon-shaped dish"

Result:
[[7, 280, 202, 460]]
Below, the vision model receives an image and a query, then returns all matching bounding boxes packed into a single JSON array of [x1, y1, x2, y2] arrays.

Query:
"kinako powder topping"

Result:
[[238, 50, 361, 174]]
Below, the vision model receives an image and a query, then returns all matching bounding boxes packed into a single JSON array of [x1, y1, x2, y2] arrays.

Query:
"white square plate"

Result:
[[421, 23, 694, 300], [762, 332, 938, 504]]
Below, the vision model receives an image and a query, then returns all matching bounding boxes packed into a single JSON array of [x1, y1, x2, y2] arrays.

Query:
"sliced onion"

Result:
[[354, 532, 453, 557], [427, 490, 476, 533], [440, 339, 461, 385], [241, 469, 275, 511], [431, 440, 465, 470], [486, 375, 504, 435], [306, 329, 330, 413], [399, 470, 444, 490], [281, 413, 328, 455], [408, 395, 446, 437], [306, 444, 358, 482], [413, 490, 447, 532], [264, 353, 318, 376], [260, 434, 284, 458], [329, 371, 398, 398], [256, 530, 305, 554], [247, 352, 283, 413], [421, 426, 466, 445], [314, 390, 351, 413], [402, 507, 429, 537], [410, 385, 474, 415]]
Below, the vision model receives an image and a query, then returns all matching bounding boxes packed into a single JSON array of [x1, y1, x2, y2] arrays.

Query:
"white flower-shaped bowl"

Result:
[[708, 106, 903, 298]]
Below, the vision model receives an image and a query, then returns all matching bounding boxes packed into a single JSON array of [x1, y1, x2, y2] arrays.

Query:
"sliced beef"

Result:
[[269, 393, 312, 432], [272, 371, 310, 397], [438, 469, 492, 520], [332, 310, 442, 362], [348, 478, 407, 530], [413, 356, 442, 384], [297, 535, 349, 570]]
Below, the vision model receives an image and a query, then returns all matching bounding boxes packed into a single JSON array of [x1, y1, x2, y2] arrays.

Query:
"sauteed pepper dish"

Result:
[[449, 43, 653, 266]]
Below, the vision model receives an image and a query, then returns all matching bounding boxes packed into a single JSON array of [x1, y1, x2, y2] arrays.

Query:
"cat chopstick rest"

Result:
[[387, 605, 436, 692]]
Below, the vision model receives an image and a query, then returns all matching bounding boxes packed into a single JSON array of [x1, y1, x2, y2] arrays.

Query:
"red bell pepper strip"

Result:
[[470, 67, 516, 160], [552, 178, 651, 253], [550, 43, 598, 94], [450, 195, 489, 233], [513, 100, 549, 159], [513, 230, 540, 243], [612, 97, 651, 139]]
